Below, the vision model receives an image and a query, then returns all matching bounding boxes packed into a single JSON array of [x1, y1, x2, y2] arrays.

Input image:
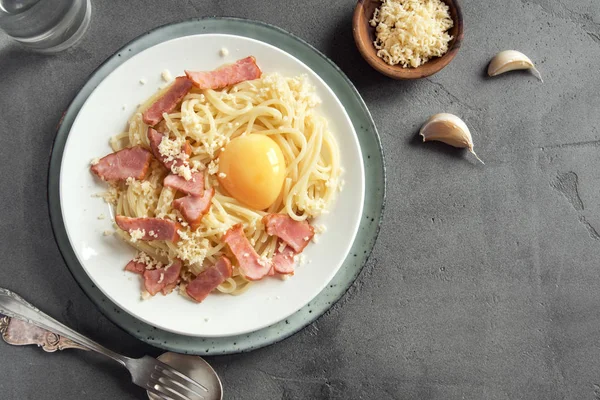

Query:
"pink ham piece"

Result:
[[91, 146, 152, 182], [124, 260, 146, 275], [163, 171, 204, 196], [173, 188, 214, 230], [185, 56, 262, 90], [147, 128, 192, 170], [262, 214, 315, 253], [143, 260, 182, 296], [272, 243, 296, 275], [186, 256, 233, 302], [142, 76, 193, 126], [115, 216, 180, 242], [223, 224, 271, 281]]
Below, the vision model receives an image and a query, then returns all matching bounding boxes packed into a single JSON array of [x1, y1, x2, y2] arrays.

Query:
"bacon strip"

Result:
[[164, 171, 204, 196], [185, 56, 262, 90], [142, 76, 193, 126], [222, 224, 271, 281], [143, 260, 182, 296], [91, 146, 152, 182], [147, 128, 192, 170], [262, 214, 315, 253], [124, 260, 146, 275], [272, 243, 296, 275], [173, 188, 214, 230], [115, 216, 180, 242], [186, 257, 232, 302]]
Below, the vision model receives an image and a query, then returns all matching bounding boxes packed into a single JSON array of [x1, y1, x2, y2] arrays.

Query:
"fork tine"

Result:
[[155, 363, 209, 392], [151, 371, 205, 399], [145, 383, 179, 400], [147, 378, 195, 400]]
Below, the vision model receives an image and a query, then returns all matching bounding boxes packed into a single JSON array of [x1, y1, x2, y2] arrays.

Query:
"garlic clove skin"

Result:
[[487, 50, 543, 82], [420, 113, 484, 164]]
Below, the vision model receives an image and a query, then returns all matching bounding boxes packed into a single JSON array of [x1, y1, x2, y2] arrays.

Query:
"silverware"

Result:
[[0, 313, 223, 400], [0, 288, 218, 400]]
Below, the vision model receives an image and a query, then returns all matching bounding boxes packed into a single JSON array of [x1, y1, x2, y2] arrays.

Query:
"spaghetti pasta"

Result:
[[100, 70, 341, 298]]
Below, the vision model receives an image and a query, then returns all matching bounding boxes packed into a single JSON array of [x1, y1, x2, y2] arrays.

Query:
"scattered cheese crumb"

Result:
[[129, 229, 145, 243], [103, 230, 113, 236], [139, 78, 147, 85], [133, 251, 164, 270], [121, 104, 126, 111], [97, 214, 105, 220], [93, 186, 118, 205], [207, 160, 219, 175], [157, 273, 165, 284], [219, 47, 229, 57], [314, 224, 326, 234], [90, 157, 100, 166], [218, 172, 227, 179], [258, 256, 271, 267], [204, 317, 210, 322], [141, 291, 151, 300], [278, 241, 287, 252], [161, 69, 173, 82]]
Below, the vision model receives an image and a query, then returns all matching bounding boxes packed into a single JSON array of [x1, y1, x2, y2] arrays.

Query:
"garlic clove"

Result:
[[487, 50, 543, 82], [420, 113, 484, 164]]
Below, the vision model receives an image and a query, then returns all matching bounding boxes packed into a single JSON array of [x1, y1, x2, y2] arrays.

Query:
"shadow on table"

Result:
[[408, 129, 480, 165], [322, 11, 421, 99], [0, 44, 53, 80]]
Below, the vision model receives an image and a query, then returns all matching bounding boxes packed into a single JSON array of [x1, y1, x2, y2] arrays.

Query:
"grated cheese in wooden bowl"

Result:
[[370, 0, 454, 68]]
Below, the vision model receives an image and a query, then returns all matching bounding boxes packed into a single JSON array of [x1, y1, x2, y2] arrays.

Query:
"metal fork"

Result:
[[0, 288, 211, 400]]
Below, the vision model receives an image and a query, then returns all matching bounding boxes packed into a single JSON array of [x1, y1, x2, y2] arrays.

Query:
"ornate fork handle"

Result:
[[0, 315, 88, 352], [0, 288, 128, 366]]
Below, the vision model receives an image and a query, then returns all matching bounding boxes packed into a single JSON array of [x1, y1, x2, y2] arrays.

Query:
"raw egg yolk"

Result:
[[217, 134, 286, 210]]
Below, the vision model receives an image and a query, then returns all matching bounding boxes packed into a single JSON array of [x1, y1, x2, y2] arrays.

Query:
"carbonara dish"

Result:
[[90, 56, 342, 302]]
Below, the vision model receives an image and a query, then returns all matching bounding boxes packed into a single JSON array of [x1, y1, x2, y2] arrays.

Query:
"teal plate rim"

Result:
[[48, 17, 386, 355]]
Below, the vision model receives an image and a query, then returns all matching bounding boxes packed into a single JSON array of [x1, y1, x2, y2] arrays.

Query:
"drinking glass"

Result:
[[0, 0, 91, 52]]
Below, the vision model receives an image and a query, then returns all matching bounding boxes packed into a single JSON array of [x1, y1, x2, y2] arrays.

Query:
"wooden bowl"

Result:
[[352, 0, 464, 79]]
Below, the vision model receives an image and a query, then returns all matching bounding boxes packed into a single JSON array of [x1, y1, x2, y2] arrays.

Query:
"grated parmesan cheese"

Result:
[[98, 214, 105, 220], [314, 224, 326, 234], [139, 78, 147, 85], [278, 241, 287, 252], [157, 135, 195, 180], [133, 251, 163, 270], [370, 0, 454, 68], [94, 186, 118, 205], [161, 69, 173, 82], [129, 229, 145, 243], [219, 47, 229, 57], [207, 160, 219, 176], [90, 157, 100, 166]]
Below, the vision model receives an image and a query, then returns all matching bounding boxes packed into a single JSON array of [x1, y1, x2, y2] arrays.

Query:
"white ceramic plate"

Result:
[[60, 33, 364, 337]]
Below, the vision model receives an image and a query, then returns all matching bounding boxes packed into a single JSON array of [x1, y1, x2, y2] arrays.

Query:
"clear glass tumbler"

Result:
[[0, 0, 91, 52]]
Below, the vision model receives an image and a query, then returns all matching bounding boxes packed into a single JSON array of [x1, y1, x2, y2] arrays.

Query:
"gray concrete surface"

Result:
[[1, 0, 599, 398]]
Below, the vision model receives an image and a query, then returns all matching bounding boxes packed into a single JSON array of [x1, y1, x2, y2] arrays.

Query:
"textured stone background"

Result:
[[1, 0, 600, 399]]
